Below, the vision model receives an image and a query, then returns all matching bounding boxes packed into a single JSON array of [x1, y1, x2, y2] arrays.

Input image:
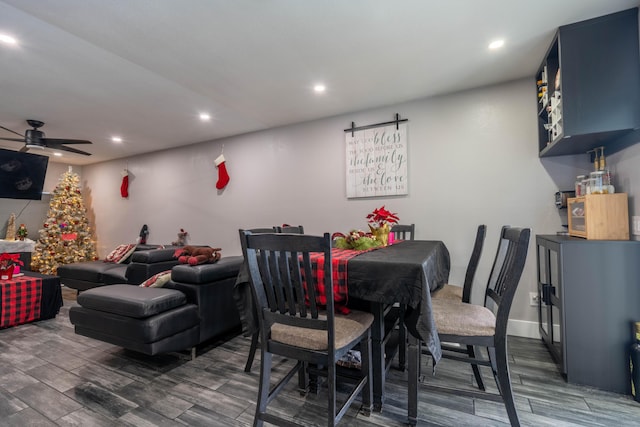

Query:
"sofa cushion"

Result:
[[139, 270, 172, 288], [57, 261, 126, 283], [70, 304, 199, 343], [77, 284, 186, 318], [171, 256, 243, 284], [104, 244, 137, 263]]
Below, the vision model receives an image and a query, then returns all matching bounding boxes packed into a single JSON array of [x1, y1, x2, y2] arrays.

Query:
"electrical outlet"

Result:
[[529, 292, 540, 306], [633, 216, 640, 236]]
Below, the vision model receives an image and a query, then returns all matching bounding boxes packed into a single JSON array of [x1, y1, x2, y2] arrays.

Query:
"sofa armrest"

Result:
[[165, 277, 241, 342]]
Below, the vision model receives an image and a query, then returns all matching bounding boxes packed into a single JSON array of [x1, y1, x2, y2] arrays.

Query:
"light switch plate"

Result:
[[633, 216, 640, 236]]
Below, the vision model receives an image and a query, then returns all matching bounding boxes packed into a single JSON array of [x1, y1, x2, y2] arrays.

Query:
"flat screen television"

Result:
[[0, 148, 49, 200]]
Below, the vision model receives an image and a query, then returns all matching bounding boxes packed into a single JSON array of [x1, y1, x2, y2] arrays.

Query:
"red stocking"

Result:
[[215, 154, 230, 189], [120, 170, 129, 198]]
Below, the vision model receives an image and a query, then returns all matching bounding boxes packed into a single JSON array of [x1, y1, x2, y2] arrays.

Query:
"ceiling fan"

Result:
[[0, 119, 92, 156]]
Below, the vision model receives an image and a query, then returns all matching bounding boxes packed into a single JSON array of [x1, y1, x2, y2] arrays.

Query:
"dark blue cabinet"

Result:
[[536, 235, 640, 394], [536, 8, 640, 157]]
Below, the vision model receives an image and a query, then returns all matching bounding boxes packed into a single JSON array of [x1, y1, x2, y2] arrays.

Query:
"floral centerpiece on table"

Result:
[[333, 206, 400, 249], [0, 253, 24, 280], [333, 230, 382, 250], [367, 205, 399, 246]]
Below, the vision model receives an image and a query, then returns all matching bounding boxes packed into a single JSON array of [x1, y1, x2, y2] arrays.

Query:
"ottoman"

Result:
[[69, 284, 200, 357]]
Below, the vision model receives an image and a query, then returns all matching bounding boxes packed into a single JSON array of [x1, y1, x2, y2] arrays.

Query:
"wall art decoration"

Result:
[[345, 116, 408, 198]]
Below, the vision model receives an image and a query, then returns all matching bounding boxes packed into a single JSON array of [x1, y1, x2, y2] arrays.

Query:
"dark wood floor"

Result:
[[1, 288, 640, 426]]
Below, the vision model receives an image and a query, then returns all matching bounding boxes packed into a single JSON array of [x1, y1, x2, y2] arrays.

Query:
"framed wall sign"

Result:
[[345, 121, 408, 198]]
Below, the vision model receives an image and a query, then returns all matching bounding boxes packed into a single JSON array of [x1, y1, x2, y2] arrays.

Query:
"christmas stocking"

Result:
[[121, 169, 129, 198], [215, 154, 230, 189]]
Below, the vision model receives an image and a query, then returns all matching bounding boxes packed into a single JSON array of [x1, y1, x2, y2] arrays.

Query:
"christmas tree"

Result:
[[31, 168, 97, 275]]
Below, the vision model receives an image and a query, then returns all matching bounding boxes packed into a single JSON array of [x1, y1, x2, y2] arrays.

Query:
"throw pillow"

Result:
[[104, 243, 137, 263], [139, 270, 172, 288]]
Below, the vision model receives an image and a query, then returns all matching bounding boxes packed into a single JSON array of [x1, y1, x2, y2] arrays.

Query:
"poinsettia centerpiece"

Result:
[[366, 205, 399, 229]]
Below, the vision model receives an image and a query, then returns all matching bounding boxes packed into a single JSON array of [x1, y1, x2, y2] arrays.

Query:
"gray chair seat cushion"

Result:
[[77, 284, 187, 318], [431, 299, 495, 336], [431, 283, 463, 301], [271, 309, 374, 351], [171, 256, 243, 284]]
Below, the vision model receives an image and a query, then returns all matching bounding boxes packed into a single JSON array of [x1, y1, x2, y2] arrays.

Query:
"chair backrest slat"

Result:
[[276, 225, 305, 234], [483, 226, 530, 337]]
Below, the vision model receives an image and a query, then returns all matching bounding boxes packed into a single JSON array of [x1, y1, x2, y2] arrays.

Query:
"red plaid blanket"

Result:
[[1, 276, 42, 328], [306, 248, 372, 314]]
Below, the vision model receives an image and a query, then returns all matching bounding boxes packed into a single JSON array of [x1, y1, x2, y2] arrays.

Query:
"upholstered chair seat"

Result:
[[272, 310, 373, 350], [431, 299, 495, 336]]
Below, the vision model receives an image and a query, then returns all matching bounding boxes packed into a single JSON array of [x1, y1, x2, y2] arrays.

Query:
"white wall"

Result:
[[39, 77, 632, 335]]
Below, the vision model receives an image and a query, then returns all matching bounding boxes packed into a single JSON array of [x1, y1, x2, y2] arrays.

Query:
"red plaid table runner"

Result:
[[0, 276, 43, 328], [306, 248, 372, 314]]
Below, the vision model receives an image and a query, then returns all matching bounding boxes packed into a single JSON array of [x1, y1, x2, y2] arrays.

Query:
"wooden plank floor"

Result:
[[1, 287, 639, 426]]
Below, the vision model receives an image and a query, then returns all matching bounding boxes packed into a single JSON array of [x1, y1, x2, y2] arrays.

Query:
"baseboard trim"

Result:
[[507, 319, 541, 339]]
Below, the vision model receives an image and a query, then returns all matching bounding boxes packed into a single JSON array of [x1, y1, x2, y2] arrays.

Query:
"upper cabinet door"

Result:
[[536, 8, 640, 157]]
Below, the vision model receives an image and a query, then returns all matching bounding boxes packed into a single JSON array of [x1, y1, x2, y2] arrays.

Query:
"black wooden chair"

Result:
[[417, 226, 530, 427], [390, 223, 415, 241], [430, 224, 487, 388], [432, 224, 487, 304], [239, 227, 279, 373], [241, 226, 306, 373], [276, 224, 305, 234], [389, 223, 415, 370], [241, 231, 373, 426]]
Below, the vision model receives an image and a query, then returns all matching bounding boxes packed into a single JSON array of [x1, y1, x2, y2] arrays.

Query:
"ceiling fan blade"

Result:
[[41, 138, 92, 145], [0, 124, 24, 138], [0, 137, 25, 142], [52, 144, 92, 156]]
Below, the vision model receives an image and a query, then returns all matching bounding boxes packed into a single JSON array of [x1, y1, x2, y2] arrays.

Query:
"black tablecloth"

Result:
[[234, 240, 450, 362], [346, 240, 450, 362]]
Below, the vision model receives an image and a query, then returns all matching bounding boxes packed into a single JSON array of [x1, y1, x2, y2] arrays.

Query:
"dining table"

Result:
[[343, 240, 450, 416], [233, 238, 451, 424]]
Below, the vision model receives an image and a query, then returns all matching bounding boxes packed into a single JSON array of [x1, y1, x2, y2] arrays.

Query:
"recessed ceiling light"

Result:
[[53, 152, 62, 157], [313, 84, 326, 94], [489, 39, 505, 50], [0, 33, 17, 45], [199, 113, 211, 121], [111, 136, 122, 143]]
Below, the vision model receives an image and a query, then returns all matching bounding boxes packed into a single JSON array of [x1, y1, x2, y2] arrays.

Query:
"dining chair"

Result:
[[432, 224, 487, 303], [389, 223, 415, 370], [240, 227, 279, 373], [276, 224, 305, 234], [242, 225, 307, 373], [241, 231, 373, 426], [390, 223, 415, 241], [416, 226, 530, 427], [430, 224, 487, 388]]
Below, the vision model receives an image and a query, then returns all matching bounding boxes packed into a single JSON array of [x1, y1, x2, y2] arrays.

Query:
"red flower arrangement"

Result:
[[0, 253, 24, 280], [366, 205, 399, 229], [0, 253, 24, 268]]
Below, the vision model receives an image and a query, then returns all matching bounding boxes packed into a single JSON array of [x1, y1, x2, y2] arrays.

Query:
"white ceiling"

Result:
[[0, 0, 638, 165]]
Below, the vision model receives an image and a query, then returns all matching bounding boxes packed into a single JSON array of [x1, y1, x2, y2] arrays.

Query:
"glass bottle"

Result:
[[631, 322, 640, 402], [575, 175, 586, 197]]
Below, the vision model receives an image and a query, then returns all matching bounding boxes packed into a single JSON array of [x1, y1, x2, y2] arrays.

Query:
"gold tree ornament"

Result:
[[31, 170, 97, 275], [4, 213, 16, 241]]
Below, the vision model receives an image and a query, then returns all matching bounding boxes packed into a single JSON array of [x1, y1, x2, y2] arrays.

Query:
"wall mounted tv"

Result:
[[0, 148, 49, 200]]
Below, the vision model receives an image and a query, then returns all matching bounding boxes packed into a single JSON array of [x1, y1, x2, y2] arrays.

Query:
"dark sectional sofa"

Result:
[[57, 245, 180, 292], [68, 256, 245, 357]]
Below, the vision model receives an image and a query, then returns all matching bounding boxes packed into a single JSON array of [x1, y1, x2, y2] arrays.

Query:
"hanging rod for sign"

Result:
[[344, 113, 408, 136]]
